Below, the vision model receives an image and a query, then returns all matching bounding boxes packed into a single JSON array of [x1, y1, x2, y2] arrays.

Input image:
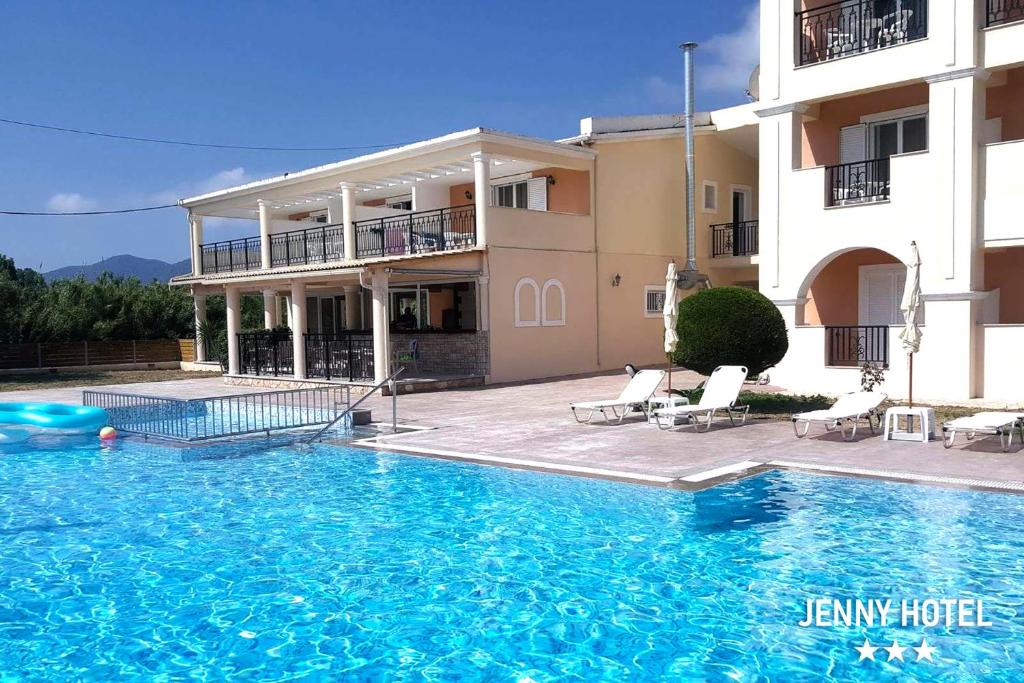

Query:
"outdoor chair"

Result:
[[391, 339, 419, 374], [942, 412, 1024, 452], [570, 369, 665, 424], [792, 391, 887, 441], [652, 365, 750, 432]]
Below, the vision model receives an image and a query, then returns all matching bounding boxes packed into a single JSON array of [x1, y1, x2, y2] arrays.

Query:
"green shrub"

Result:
[[671, 287, 788, 376]]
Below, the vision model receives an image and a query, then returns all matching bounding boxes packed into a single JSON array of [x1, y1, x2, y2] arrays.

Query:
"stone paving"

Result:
[[5, 371, 1024, 487]]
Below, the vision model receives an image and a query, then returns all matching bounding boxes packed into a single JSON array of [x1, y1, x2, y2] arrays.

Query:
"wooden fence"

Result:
[[0, 339, 184, 371]]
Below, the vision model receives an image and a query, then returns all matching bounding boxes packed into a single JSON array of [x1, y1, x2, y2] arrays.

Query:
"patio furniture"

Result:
[[878, 10, 913, 47], [941, 412, 1024, 452], [570, 369, 665, 424], [792, 391, 887, 441], [651, 365, 749, 432], [883, 405, 936, 443], [647, 394, 690, 425], [825, 28, 856, 59], [391, 339, 419, 374]]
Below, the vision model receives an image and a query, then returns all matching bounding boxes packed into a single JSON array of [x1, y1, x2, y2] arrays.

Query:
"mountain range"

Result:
[[43, 254, 191, 284]]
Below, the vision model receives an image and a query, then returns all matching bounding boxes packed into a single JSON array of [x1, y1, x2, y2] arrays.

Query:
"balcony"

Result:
[[201, 237, 261, 274], [711, 220, 759, 258], [353, 205, 475, 260], [198, 206, 477, 275], [988, 0, 1024, 27], [269, 223, 345, 268], [825, 158, 890, 207], [796, 0, 928, 67], [825, 325, 890, 367]]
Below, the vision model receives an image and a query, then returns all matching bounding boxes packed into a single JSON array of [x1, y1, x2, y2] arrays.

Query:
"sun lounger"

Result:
[[652, 365, 749, 432], [792, 391, 887, 441], [941, 412, 1024, 452], [570, 369, 665, 424]]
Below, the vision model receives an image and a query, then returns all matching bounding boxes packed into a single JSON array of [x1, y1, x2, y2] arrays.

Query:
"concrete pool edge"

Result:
[[347, 428, 1024, 495]]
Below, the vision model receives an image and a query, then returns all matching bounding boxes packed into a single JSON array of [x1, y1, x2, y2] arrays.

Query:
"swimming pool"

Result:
[[1, 437, 1022, 681]]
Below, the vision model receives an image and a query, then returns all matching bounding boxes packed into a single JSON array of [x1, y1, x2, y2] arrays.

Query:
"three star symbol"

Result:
[[855, 638, 937, 663]]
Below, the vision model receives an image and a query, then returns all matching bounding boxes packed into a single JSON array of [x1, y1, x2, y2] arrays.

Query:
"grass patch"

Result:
[[0, 369, 222, 392], [672, 388, 980, 424]]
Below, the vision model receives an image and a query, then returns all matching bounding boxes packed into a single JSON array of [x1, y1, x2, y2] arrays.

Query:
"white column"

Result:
[[471, 152, 491, 247], [262, 289, 278, 329], [371, 269, 390, 383], [290, 282, 307, 379], [189, 214, 204, 276], [225, 287, 241, 375], [344, 284, 362, 330], [926, 70, 987, 290], [193, 293, 208, 362], [258, 200, 273, 269], [341, 183, 357, 261], [755, 104, 806, 295]]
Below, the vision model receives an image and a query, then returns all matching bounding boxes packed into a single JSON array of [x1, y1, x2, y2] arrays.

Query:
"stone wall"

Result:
[[391, 331, 489, 377]]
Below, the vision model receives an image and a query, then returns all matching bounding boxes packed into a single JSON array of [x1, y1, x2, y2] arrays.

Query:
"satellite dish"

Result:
[[746, 64, 760, 101]]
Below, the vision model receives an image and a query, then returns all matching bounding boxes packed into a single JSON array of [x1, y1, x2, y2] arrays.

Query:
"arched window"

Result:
[[541, 279, 566, 327], [514, 277, 540, 327]]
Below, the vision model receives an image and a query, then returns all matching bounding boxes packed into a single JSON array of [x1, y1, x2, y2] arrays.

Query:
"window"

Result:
[[386, 195, 413, 211], [492, 177, 548, 211], [514, 277, 540, 327], [541, 279, 566, 327], [644, 286, 666, 318], [702, 180, 718, 213]]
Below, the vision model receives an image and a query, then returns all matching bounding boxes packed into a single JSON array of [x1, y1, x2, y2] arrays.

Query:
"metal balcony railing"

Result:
[[353, 205, 476, 260], [200, 237, 262, 273], [987, 0, 1024, 27], [825, 325, 889, 367], [304, 333, 375, 381], [711, 220, 759, 257], [796, 0, 927, 66], [825, 158, 890, 207], [269, 223, 345, 268]]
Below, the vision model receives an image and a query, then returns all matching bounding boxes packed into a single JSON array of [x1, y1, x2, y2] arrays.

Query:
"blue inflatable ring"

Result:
[[0, 403, 109, 434]]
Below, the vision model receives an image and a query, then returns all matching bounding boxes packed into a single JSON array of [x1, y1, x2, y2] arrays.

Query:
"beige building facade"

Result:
[[173, 122, 759, 388]]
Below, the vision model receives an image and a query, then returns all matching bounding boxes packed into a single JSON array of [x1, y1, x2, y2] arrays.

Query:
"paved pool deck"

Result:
[[5, 372, 1024, 490]]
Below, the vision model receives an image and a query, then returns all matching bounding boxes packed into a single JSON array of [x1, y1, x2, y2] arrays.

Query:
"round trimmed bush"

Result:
[[671, 286, 788, 377]]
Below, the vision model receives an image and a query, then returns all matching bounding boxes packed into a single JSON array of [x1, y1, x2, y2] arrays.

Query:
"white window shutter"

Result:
[[840, 124, 867, 164], [526, 177, 548, 211]]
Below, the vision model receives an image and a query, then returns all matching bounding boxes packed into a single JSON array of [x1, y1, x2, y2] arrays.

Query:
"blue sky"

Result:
[[0, 1, 758, 271]]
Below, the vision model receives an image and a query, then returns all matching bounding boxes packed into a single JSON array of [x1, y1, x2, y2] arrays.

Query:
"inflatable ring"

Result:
[[0, 403, 109, 435]]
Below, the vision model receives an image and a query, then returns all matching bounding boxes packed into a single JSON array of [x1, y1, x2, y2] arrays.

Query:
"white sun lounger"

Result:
[[570, 369, 666, 424], [941, 412, 1024, 452], [792, 391, 887, 441], [652, 365, 750, 432]]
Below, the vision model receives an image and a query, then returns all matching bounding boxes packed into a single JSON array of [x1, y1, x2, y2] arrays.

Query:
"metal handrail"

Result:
[[304, 367, 405, 443]]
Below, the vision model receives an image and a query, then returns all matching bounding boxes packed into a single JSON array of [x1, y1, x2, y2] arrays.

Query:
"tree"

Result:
[[672, 286, 788, 376]]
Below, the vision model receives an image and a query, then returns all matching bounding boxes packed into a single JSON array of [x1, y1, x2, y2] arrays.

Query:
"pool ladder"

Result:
[[305, 367, 405, 443]]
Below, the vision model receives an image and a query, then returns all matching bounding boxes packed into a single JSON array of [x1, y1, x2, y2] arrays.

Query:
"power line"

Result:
[[0, 116, 411, 152], [0, 204, 178, 216]]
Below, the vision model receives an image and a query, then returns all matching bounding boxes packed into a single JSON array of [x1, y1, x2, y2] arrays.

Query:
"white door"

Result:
[[859, 265, 906, 326]]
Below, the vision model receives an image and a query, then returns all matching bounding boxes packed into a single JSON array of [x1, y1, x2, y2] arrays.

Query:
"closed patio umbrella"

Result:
[[664, 261, 680, 394], [899, 241, 922, 406]]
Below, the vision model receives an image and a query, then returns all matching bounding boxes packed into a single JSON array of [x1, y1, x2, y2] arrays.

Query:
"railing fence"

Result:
[[987, 0, 1024, 27], [354, 205, 476, 259], [305, 333, 375, 381], [825, 325, 889, 367], [201, 237, 262, 274], [84, 385, 349, 441], [825, 158, 891, 206], [797, 0, 928, 66], [711, 220, 759, 257], [270, 223, 345, 268]]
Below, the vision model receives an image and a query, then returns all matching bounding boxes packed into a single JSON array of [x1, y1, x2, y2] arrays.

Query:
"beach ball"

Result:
[[99, 426, 117, 441]]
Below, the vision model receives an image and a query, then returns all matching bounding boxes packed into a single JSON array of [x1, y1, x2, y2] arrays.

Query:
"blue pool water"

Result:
[[1, 437, 1023, 681]]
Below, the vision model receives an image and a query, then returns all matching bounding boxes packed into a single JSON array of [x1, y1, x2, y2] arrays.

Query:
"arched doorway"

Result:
[[799, 247, 905, 367]]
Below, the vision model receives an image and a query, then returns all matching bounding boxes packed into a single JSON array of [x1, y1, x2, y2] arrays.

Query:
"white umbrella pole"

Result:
[[908, 352, 913, 408]]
